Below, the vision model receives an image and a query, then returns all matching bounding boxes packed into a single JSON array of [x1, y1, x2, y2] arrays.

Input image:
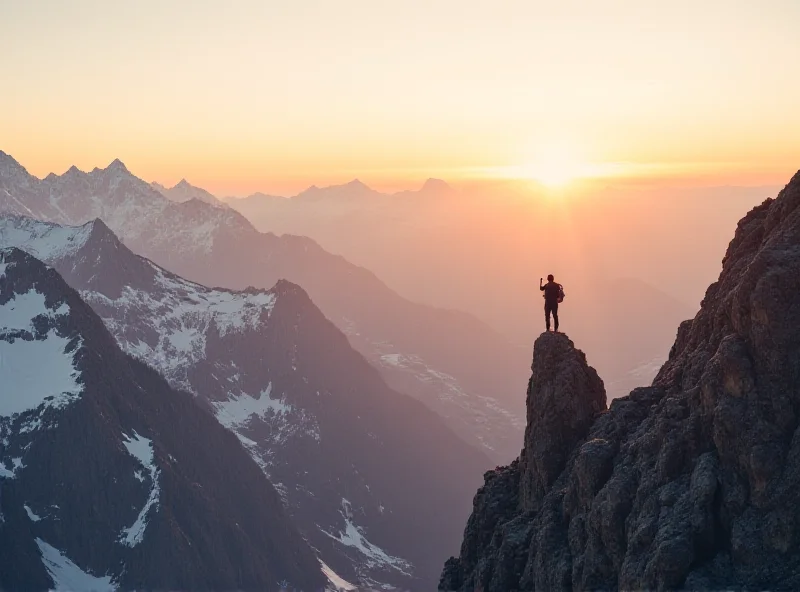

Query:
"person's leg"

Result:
[[544, 303, 551, 331], [553, 303, 559, 332]]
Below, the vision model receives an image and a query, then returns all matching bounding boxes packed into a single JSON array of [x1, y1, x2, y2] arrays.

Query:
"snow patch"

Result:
[[0, 329, 82, 423], [323, 499, 412, 576], [84, 267, 276, 391], [0, 217, 93, 263], [379, 353, 403, 367], [212, 383, 291, 429], [36, 538, 116, 592], [0, 460, 17, 479], [119, 432, 160, 547], [320, 559, 358, 591], [25, 504, 42, 521], [0, 287, 70, 332]]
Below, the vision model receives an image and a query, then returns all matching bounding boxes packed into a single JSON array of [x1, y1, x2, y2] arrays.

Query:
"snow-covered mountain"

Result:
[[0, 215, 492, 589], [0, 248, 329, 592], [0, 151, 526, 463], [151, 179, 226, 208]]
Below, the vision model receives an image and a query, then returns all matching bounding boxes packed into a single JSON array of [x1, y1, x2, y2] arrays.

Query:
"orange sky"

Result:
[[2, 0, 799, 196]]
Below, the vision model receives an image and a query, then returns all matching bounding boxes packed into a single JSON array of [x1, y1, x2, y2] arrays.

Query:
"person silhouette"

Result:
[[539, 274, 563, 332]]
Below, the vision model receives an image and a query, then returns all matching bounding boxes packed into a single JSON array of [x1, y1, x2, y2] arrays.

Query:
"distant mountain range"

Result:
[[0, 151, 527, 464], [223, 173, 761, 400], [151, 178, 227, 208], [0, 248, 329, 591], [223, 177, 456, 204], [0, 214, 492, 589]]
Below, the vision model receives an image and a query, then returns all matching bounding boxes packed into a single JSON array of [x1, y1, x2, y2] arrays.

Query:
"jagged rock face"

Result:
[[519, 333, 606, 511], [442, 171, 800, 591]]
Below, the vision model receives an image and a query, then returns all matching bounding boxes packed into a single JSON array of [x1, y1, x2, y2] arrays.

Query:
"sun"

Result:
[[524, 159, 583, 188], [483, 140, 618, 189], [521, 144, 587, 189]]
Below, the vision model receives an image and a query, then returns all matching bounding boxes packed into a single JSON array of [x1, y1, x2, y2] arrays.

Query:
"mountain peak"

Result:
[[175, 178, 191, 189], [421, 177, 452, 193], [296, 179, 378, 200], [105, 158, 129, 173], [0, 150, 19, 165], [519, 332, 606, 509], [86, 217, 117, 241], [0, 150, 30, 178], [271, 278, 313, 302]]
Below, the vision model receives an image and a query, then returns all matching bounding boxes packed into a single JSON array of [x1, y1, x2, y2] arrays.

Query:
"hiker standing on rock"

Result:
[[540, 274, 564, 332]]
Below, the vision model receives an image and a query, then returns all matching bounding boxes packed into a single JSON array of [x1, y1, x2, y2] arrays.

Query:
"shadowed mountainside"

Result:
[[0, 248, 327, 591]]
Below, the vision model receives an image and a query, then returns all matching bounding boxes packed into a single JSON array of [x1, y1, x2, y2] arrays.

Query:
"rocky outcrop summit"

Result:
[[441, 171, 800, 591]]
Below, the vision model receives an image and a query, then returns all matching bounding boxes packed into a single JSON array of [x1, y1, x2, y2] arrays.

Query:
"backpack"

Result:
[[557, 284, 565, 303]]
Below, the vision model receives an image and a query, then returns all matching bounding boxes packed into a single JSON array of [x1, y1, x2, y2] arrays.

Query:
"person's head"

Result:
[[547, 274, 554, 282]]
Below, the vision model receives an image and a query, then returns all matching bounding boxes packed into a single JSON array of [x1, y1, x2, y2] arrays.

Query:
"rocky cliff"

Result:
[[441, 171, 800, 591]]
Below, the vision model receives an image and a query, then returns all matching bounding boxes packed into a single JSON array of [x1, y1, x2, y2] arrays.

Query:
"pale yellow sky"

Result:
[[2, 0, 799, 195]]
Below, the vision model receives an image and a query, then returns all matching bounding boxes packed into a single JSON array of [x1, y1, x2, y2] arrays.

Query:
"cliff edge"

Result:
[[441, 171, 800, 591]]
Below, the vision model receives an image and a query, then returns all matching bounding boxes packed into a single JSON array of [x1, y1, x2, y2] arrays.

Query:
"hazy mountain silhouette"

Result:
[[0, 151, 527, 463], [227, 177, 774, 399], [151, 178, 226, 207]]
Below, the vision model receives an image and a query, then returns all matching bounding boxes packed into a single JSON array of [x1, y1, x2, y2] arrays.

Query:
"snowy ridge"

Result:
[[119, 432, 160, 547], [0, 160, 255, 256], [36, 539, 117, 592], [0, 216, 92, 263], [78, 261, 317, 472], [85, 265, 276, 391]]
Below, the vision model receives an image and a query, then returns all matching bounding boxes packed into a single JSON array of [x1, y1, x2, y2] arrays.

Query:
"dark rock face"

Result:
[[442, 171, 800, 591], [0, 249, 327, 591], [519, 333, 606, 511]]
